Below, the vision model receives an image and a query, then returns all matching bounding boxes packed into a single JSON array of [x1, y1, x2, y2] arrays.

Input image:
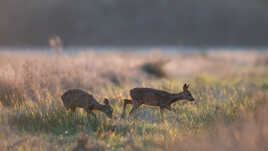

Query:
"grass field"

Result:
[[0, 49, 268, 151]]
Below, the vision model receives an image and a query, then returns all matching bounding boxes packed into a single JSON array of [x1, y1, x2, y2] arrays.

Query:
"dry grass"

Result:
[[0, 49, 267, 151], [166, 103, 268, 151]]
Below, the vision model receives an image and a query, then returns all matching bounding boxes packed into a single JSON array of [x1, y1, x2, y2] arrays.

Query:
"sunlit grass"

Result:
[[1, 76, 265, 150], [0, 50, 267, 150]]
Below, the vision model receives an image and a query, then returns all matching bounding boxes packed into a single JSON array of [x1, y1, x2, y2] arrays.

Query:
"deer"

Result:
[[121, 83, 195, 118], [61, 89, 113, 119]]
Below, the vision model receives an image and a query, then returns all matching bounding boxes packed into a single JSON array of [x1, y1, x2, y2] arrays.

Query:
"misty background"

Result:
[[2, 0, 268, 47]]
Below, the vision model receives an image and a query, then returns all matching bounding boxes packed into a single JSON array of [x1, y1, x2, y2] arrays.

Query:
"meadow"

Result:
[[0, 49, 268, 151]]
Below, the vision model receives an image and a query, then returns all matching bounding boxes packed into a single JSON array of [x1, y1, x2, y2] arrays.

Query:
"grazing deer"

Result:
[[122, 83, 195, 118], [61, 89, 113, 119]]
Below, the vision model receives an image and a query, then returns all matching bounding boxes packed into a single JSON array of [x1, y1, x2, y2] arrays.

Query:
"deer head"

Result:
[[182, 83, 195, 101], [103, 98, 113, 119]]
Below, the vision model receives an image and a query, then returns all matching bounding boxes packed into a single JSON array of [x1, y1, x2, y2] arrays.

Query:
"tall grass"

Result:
[[0, 50, 267, 150]]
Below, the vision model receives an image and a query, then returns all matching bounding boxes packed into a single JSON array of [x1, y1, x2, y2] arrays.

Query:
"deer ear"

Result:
[[183, 83, 188, 90], [104, 98, 109, 105], [183, 83, 190, 91]]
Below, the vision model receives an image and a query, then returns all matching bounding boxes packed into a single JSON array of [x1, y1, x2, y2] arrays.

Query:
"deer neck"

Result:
[[169, 92, 185, 104], [94, 103, 106, 111]]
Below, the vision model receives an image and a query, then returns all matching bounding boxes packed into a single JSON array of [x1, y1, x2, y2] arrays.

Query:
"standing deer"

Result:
[[122, 83, 195, 118], [61, 89, 113, 119]]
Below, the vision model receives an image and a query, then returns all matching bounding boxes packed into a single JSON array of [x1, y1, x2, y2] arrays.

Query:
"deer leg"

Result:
[[160, 107, 165, 119], [166, 106, 180, 120], [165, 106, 176, 113], [90, 112, 97, 120], [70, 106, 76, 113], [86, 109, 97, 119], [129, 101, 141, 116], [121, 99, 133, 118]]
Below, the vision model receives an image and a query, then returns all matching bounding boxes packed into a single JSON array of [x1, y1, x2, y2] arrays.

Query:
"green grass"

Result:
[[0, 51, 268, 150], [1, 75, 266, 150]]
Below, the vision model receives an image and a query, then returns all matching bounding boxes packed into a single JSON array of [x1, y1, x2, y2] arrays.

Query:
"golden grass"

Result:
[[0, 49, 267, 151]]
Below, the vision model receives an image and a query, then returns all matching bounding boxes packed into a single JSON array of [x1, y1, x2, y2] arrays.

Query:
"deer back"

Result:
[[130, 88, 174, 106], [62, 89, 97, 108]]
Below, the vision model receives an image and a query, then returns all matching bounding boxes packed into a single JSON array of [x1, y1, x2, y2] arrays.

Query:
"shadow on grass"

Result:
[[7, 107, 164, 137], [8, 108, 104, 135]]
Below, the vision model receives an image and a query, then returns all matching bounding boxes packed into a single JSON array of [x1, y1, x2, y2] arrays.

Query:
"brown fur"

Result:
[[61, 89, 113, 119], [122, 83, 195, 118]]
